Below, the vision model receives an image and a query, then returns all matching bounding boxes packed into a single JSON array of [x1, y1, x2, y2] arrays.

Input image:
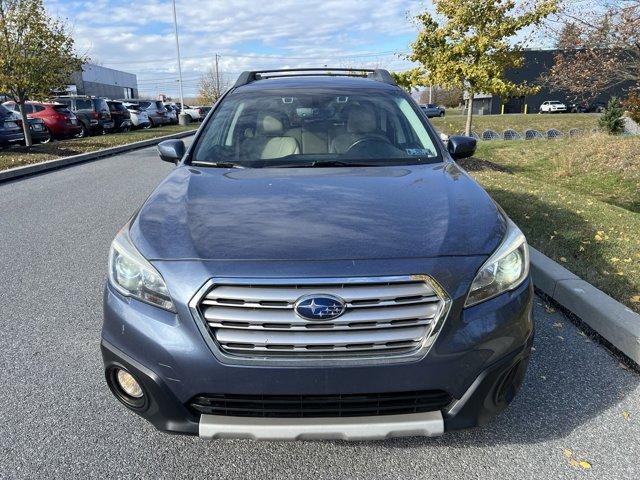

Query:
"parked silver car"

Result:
[[175, 103, 204, 121], [123, 103, 151, 129], [163, 104, 179, 124], [131, 100, 170, 127], [420, 104, 446, 118]]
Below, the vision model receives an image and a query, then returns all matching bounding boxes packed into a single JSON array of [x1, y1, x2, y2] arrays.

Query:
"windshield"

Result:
[[190, 87, 442, 168]]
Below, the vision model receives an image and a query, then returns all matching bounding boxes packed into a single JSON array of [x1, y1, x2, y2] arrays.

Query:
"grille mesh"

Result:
[[196, 278, 446, 359], [189, 390, 453, 418]]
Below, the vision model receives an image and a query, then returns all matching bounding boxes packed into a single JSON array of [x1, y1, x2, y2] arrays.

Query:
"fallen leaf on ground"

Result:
[[563, 449, 593, 470], [553, 322, 563, 330], [622, 410, 631, 421], [544, 305, 556, 313], [576, 460, 592, 470]]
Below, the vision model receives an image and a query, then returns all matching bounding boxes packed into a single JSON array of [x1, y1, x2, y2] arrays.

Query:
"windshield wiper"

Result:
[[274, 160, 376, 168], [192, 161, 245, 169]]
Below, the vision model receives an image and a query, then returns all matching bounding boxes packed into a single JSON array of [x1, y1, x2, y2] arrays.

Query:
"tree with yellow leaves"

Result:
[[409, 0, 558, 135]]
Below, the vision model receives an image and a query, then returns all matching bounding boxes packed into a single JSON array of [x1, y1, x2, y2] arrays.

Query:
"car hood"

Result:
[[130, 162, 505, 261]]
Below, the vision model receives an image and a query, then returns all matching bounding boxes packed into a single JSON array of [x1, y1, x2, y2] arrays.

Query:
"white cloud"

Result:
[[46, 0, 425, 97]]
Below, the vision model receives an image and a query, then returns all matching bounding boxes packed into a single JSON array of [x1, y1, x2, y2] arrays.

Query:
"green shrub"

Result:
[[598, 97, 625, 135], [623, 91, 640, 124]]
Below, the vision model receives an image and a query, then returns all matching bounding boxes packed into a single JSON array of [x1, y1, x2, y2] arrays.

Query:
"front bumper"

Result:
[[101, 275, 534, 438], [199, 411, 444, 440]]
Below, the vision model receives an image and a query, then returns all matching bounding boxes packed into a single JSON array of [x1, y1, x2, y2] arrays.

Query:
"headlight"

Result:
[[108, 225, 175, 311], [465, 217, 529, 307]]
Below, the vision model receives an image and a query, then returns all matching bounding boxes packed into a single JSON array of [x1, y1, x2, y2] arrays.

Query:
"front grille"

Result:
[[194, 276, 448, 361], [189, 390, 453, 418]]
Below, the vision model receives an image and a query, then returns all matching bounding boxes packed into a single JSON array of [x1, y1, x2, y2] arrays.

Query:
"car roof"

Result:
[[233, 75, 399, 93], [4, 100, 66, 107]]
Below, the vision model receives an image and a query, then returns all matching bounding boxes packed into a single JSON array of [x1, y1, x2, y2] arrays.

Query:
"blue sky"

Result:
[[46, 0, 426, 98]]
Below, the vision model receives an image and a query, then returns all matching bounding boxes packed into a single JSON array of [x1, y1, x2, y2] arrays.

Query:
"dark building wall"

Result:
[[77, 81, 138, 99], [491, 49, 631, 114]]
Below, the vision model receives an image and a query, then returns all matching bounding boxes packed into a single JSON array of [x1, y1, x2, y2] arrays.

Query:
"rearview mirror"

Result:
[[447, 135, 477, 160], [158, 139, 185, 164]]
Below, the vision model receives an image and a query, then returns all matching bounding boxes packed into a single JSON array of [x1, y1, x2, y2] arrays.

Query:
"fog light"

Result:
[[116, 369, 143, 398]]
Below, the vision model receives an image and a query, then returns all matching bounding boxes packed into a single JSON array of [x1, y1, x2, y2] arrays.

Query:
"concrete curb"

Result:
[[530, 247, 640, 365], [0, 129, 197, 183]]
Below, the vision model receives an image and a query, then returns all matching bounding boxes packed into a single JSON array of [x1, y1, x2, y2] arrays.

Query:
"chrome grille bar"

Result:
[[193, 277, 448, 362], [204, 283, 435, 304], [204, 303, 439, 326]]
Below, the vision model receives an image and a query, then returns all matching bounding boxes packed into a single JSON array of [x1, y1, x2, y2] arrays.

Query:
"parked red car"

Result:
[[3, 101, 83, 139]]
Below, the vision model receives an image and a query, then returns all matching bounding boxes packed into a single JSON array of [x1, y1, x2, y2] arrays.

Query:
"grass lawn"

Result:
[[432, 112, 600, 136], [0, 124, 197, 172], [460, 134, 640, 312]]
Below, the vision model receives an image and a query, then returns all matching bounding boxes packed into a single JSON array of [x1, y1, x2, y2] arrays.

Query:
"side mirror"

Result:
[[447, 135, 477, 160], [158, 139, 185, 164]]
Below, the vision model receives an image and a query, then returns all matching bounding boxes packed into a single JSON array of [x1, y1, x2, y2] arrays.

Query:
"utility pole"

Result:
[[172, 0, 189, 124], [429, 85, 433, 104], [215, 54, 221, 99]]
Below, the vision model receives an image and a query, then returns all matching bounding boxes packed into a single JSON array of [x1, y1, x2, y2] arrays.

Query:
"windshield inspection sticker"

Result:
[[406, 148, 434, 156]]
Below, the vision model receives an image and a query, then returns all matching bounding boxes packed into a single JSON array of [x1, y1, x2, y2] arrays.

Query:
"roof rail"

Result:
[[233, 68, 397, 88]]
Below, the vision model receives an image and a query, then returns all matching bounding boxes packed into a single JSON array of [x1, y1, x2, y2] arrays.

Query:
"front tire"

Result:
[[75, 123, 89, 138], [39, 128, 52, 144]]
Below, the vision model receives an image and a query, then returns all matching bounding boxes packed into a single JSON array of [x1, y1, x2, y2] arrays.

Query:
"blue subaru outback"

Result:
[[102, 68, 533, 440]]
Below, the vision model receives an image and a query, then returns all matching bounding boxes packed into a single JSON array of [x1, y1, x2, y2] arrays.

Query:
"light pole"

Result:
[[172, 0, 189, 124], [215, 53, 220, 98]]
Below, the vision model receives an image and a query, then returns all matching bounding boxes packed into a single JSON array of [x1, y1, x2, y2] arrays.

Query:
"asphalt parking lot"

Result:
[[1, 140, 639, 479]]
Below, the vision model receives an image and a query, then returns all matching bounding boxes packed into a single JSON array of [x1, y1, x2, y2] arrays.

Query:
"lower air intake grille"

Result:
[[193, 276, 448, 362], [188, 390, 453, 418]]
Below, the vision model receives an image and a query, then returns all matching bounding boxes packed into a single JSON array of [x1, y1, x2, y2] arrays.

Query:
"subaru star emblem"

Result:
[[294, 294, 346, 321]]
